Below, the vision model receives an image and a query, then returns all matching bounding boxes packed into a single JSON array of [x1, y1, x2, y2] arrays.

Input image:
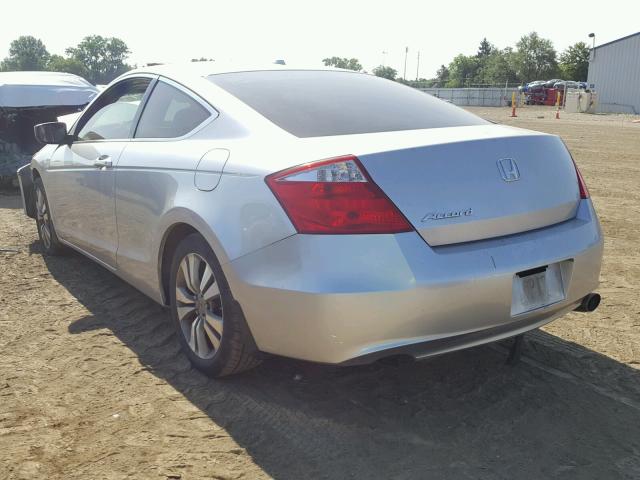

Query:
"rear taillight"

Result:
[[265, 155, 413, 234], [572, 159, 590, 199]]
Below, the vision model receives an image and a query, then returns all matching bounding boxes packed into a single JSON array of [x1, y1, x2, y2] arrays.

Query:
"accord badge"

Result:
[[422, 208, 473, 221]]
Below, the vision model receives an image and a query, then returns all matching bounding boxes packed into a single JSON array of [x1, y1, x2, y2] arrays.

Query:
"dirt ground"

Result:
[[1, 106, 639, 480]]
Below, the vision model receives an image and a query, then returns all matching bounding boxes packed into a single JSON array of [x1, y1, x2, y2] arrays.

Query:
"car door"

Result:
[[114, 78, 217, 297], [46, 76, 154, 268]]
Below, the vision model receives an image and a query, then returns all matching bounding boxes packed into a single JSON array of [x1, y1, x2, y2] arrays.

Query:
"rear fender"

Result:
[[155, 207, 231, 305]]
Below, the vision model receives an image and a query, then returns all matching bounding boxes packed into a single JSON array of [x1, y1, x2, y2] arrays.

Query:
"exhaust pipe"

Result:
[[574, 293, 601, 312]]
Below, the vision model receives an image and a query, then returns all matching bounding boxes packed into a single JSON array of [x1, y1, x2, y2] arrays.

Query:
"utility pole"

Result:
[[416, 51, 420, 80], [403, 46, 408, 80]]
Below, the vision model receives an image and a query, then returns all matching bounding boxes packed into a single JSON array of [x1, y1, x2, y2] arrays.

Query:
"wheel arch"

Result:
[[157, 218, 230, 306], [18, 166, 38, 219], [158, 223, 199, 306]]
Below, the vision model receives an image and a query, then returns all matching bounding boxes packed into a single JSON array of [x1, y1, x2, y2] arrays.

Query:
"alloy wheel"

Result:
[[35, 187, 52, 249], [175, 253, 224, 359]]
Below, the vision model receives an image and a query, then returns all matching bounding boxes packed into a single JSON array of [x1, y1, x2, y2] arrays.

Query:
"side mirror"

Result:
[[34, 122, 68, 144]]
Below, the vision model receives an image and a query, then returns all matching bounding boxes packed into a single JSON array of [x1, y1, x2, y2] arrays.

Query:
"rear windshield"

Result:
[[208, 70, 487, 138]]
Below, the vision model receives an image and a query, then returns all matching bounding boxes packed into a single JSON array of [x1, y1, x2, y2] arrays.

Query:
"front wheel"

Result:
[[34, 177, 66, 255], [169, 233, 261, 377]]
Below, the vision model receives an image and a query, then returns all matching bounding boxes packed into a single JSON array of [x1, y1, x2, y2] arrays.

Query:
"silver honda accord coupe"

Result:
[[18, 62, 603, 376]]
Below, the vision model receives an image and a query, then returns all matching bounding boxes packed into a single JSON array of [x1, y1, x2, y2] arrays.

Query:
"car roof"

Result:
[[110, 62, 360, 137], [0, 71, 94, 87], [127, 61, 352, 79], [0, 71, 98, 108]]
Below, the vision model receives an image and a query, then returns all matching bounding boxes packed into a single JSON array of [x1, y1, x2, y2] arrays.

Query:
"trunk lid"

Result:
[[353, 126, 580, 246]]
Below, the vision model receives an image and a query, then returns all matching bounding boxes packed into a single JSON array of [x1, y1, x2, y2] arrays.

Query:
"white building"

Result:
[[587, 32, 640, 114]]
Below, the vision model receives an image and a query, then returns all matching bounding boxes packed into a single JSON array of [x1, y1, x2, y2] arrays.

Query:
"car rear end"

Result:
[[207, 70, 603, 365]]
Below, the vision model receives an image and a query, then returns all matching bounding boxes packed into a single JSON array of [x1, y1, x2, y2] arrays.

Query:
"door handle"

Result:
[[94, 155, 112, 169]]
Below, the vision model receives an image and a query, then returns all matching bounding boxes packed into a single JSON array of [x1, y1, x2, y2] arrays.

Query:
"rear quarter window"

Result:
[[135, 81, 211, 139], [208, 70, 486, 138]]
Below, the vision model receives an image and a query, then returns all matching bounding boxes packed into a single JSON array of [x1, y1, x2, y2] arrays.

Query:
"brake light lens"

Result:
[[572, 159, 590, 199], [265, 155, 413, 234]]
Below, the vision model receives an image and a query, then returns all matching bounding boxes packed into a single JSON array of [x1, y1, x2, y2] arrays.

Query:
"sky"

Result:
[[2, 0, 638, 79]]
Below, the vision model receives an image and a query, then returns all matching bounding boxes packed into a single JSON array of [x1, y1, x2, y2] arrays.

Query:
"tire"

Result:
[[169, 233, 262, 377], [34, 177, 66, 255]]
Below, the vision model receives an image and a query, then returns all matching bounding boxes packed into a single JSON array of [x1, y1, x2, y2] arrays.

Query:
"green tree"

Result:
[[446, 54, 480, 87], [0, 36, 50, 71], [477, 38, 494, 58], [47, 54, 89, 77], [406, 78, 435, 88], [512, 32, 559, 82], [66, 35, 132, 84], [322, 57, 362, 71], [372, 65, 397, 80], [434, 64, 449, 86], [481, 48, 519, 85], [559, 42, 590, 81]]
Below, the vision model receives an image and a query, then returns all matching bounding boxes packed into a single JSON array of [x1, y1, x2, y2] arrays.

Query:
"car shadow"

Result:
[[37, 242, 640, 480]]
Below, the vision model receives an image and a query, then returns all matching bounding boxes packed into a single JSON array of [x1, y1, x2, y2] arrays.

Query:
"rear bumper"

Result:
[[339, 301, 579, 365], [224, 200, 603, 364]]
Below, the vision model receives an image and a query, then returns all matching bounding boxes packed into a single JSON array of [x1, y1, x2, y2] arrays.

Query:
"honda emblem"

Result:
[[497, 158, 520, 182]]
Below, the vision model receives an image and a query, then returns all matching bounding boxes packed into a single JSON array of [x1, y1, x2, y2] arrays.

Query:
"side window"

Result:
[[76, 78, 151, 141], [134, 81, 211, 139]]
